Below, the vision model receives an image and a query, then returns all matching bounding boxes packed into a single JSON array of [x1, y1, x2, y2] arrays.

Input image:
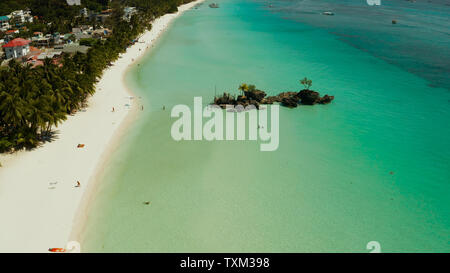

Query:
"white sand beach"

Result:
[[0, 0, 204, 253]]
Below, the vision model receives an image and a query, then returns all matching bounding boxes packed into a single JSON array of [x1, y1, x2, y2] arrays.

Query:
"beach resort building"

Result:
[[34, 37, 50, 47], [80, 8, 89, 18], [66, 0, 81, 5], [24, 47, 63, 68], [24, 46, 42, 67], [92, 28, 112, 39], [89, 9, 112, 23], [33, 32, 44, 38], [0, 16, 10, 31], [37, 51, 62, 60], [9, 10, 33, 24], [31, 32, 61, 47], [123, 7, 138, 22], [2, 38, 31, 59], [52, 33, 61, 44]]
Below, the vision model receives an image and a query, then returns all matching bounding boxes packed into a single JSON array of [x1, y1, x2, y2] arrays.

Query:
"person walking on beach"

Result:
[[75, 181, 81, 188], [112, 107, 115, 112]]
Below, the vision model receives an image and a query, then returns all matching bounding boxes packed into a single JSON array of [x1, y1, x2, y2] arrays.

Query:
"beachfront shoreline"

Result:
[[0, 0, 204, 253], [70, 0, 207, 251]]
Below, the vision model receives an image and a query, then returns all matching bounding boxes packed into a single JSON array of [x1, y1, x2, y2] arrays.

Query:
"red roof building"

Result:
[[2, 38, 31, 59], [2, 38, 31, 48]]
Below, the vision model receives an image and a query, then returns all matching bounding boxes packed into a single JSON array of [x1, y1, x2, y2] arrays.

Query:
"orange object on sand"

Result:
[[49, 248, 66, 253], [77, 144, 85, 148]]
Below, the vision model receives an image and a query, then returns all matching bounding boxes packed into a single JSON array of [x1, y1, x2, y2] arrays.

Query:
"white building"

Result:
[[80, 8, 89, 18], [123, 7, 138, 22], [2, 38, 31, 59], [9, 10, 33, 24], [66, 0, 81, 5]]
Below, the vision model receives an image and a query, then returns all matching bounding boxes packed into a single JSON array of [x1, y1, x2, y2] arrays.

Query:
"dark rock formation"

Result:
[[317, 94, 334, 104], [281, 97, 298, 108], [261, 96, 282, 104], [212, 87, 334, 109], [244, 89, 266, 101], [277, 92, 299, 108], [298, 89, 334, 105], [278, 92, 299, 100], [214, 92, 236, 106], [298, 89, 320, 105]]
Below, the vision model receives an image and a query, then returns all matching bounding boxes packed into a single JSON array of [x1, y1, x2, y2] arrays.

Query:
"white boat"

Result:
[[322, 11, 335, 16]]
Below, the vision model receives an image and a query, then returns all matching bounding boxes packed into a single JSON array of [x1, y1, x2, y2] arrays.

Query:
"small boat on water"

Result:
[[322, 11, 335, 16], [209, 3, 219, 8]]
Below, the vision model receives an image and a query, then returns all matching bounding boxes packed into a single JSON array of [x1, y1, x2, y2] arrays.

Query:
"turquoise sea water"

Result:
[[82, 0, 450, 252]]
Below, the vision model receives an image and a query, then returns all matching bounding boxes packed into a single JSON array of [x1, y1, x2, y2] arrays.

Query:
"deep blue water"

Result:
[[258, 0, 450, 90]]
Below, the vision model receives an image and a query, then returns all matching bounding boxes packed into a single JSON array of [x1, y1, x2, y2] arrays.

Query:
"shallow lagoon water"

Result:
[[82, 0, 450, 252]]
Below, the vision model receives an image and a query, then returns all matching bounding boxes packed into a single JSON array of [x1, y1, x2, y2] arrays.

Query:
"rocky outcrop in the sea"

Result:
[[298, 89, 334, 105], [213, 86, 334, 109], [214, 92, 235, 105], [244, 89, 266, 101]]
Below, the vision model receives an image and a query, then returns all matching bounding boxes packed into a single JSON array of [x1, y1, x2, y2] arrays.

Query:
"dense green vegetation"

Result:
[[0, 0, 108, 16], [0, 0, 194, 152], [0, 0, 110, 36], [79, 38, 100, 47]]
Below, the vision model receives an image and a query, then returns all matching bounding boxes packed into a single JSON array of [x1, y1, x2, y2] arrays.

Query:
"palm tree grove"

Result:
[[0, 0, 193, 152]]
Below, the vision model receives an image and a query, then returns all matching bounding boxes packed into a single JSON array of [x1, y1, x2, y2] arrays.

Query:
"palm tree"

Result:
[[300, 77, 312, 90], [238, 83, 248, 95], [1, 0, 196, 152], [0, 92, 26, 129]]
